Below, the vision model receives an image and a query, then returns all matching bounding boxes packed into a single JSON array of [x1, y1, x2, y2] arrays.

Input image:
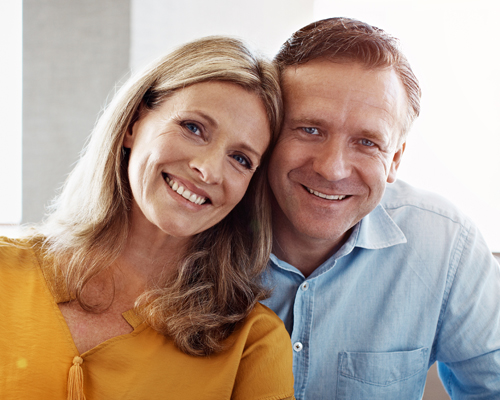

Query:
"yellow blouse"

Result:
[[0, 237, 294, 400]]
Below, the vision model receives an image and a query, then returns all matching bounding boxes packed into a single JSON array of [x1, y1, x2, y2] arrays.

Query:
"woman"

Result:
[[0, 37, 294, 399]]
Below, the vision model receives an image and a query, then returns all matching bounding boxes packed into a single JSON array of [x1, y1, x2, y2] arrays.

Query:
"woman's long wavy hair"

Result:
[[37, 36, 282, 356]]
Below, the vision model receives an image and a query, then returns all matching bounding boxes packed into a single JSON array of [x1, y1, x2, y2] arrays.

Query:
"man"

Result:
[[262, 17, 500, 399]]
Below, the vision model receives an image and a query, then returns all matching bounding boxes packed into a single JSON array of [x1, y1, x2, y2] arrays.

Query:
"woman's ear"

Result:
[[123, 122, 137, 149], [124, 104, 146, 149]]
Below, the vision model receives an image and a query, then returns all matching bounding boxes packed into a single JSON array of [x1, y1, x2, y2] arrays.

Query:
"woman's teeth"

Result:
[[165, 176, 207, 205], [307, 187, 346, 200]]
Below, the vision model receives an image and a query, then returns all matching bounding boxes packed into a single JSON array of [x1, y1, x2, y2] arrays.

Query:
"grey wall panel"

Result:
[[22, 0, 130, 223]]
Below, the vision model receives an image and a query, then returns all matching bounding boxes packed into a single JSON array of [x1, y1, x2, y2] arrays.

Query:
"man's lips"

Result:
[[163, 173, 210, 205], [303, 185, 348, 201]]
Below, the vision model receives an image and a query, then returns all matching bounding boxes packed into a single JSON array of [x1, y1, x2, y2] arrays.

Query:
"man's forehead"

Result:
[[282, 57, 395, 83], [281, 59, 408, 145]]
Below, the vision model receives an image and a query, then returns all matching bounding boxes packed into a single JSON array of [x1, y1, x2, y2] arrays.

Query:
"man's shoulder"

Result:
[[381, 180, 471, 228]]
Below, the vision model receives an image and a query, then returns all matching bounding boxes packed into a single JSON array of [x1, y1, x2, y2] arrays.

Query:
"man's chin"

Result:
[[289, 215, 354, 244]]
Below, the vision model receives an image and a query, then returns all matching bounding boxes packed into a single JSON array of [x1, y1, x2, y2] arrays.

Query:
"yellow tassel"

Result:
[[67, 356, 86, 400]]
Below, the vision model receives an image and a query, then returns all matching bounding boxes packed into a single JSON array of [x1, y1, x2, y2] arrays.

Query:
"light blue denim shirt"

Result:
[[262, 180, 500, 400]]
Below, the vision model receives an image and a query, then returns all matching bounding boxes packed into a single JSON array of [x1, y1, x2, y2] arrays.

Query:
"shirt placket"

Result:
[[291, 278, 315, 399]]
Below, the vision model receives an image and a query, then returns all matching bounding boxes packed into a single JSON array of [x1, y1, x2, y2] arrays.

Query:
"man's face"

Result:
[[269, 59, 407, 249]]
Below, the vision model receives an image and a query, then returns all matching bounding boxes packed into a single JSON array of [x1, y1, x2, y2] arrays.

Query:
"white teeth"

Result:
[[307, 187, 346, 201], [165, 175, 207, 205]]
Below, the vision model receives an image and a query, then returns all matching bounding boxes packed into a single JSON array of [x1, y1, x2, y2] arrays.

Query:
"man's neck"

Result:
[[272, 218, 351, 278]]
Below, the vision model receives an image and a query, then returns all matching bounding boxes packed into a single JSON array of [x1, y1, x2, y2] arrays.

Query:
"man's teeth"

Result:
[[307, 187, 346, 200], [165, 176, 207, 205]]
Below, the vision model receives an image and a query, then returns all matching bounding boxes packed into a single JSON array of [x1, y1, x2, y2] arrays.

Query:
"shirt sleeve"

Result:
[[435, 222, 500, 399], [231, 304, 295, 400]]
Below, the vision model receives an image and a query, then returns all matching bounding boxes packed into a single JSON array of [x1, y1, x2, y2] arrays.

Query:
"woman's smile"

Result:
[[163, 173, 209, 205]]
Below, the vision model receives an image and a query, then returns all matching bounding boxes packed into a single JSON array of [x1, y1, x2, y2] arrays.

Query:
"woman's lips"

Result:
[[164, 174, 208, 205]]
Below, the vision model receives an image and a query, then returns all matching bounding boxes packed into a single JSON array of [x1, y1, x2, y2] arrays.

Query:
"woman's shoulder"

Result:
[[0, 236, 50, 280], [236, 303, 290, 341], [0, 236, 39, 266], [0, 236, 68, 302], [0, 236, 46, 298], [245, 302, 288, 329], [230, 303, 294, 399], [234, 302, 292, 356]]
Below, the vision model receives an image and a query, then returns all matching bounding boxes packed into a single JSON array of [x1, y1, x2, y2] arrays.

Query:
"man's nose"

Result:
[[189, 146, 224, 185], [312, 139, 352, 182]]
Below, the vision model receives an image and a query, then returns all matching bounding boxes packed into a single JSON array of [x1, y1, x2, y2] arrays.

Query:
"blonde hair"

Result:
[[37, 36, 282, 356]]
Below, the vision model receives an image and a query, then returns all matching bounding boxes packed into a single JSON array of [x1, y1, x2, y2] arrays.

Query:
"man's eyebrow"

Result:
[[287, 117, 329, 127], [288, 117, 390, 142], [358, 129, 387, 140]]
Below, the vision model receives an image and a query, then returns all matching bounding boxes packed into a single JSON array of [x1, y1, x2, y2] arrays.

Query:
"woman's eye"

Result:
[[302, 127, 319, 135], [360, 138, 375, 147], [184, 122, 201, 136], [231, 154, 252, 169]]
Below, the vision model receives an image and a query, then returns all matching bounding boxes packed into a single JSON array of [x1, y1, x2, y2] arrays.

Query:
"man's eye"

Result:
[[184, 122, 201, 136], [231, 154, 252, 169], [360, 139, 375, 146], [302, 127, 319, 135]]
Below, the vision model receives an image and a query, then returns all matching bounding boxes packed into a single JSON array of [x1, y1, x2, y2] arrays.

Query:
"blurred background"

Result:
[[1, 1, 499, 398]]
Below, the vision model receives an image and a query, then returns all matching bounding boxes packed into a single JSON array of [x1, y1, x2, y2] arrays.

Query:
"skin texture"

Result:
[[269, 60, 407, 276], [60, 81, 271, 354]]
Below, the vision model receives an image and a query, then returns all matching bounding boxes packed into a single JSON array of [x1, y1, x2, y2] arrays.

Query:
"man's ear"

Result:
[[387, 141, 406, 183]]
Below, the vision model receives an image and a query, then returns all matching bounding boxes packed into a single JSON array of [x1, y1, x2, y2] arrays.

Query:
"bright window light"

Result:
[[314, 0, 500, 251], [0, 0, 22, 225]]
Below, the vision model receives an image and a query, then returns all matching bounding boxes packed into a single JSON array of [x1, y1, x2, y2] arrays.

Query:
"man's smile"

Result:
[[303, 185, 348, 201]]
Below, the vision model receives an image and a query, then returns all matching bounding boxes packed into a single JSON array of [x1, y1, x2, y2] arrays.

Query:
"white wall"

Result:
[[0, 1, 22, 225], [130, 0, 314, 71]]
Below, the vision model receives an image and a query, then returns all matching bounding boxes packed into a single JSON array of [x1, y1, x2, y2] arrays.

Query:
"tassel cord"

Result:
[[67, 356, 86, 400]]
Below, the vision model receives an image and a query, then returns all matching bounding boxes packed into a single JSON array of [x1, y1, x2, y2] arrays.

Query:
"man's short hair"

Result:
[[275, 17, 421, 140]]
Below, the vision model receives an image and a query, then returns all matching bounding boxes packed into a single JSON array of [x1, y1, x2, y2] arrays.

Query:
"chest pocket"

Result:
[[336, 348, 429, 400]]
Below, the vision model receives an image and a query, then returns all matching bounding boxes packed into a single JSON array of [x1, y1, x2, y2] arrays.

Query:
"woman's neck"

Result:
[[115, 223, 191, 294]]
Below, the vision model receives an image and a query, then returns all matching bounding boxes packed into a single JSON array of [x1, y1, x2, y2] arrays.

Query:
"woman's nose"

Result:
[[189, 147, 224, 185]]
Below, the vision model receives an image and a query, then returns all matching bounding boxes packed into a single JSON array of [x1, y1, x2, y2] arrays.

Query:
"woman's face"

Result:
[[123, 81, 271, 239]]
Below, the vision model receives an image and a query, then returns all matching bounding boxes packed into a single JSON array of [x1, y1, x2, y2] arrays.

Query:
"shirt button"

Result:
[[301, 282, 309, 291], [293, 342, 303, 352]]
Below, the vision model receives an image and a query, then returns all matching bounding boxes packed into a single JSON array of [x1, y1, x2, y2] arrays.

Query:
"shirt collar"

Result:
[[270, 203, 407, 273], [355, 203, 407, 249]]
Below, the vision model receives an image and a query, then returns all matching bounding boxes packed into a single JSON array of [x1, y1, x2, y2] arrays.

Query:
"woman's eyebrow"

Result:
[[237, 142, 263, 161], [184, 110, 219, 129]]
